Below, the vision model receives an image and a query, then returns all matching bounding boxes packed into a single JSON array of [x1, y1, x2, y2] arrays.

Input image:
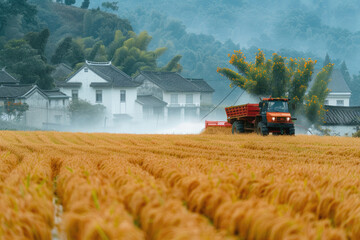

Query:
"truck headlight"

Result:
[[287, 117, 290, 121], [272, 117, 275, 121]]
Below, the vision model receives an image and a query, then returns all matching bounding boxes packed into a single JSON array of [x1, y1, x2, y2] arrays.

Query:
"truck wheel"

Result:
[[232, 121, 244, 134], [287, 127, 295, 135]]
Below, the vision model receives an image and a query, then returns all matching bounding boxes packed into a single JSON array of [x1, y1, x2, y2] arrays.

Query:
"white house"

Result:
[[134, 71, 213, 122], [311, 69, 351, 106], [0, 85, 70, 129], [57, 61, 142, 126]]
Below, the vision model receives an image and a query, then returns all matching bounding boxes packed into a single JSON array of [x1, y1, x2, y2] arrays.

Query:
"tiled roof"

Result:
[[87, 62, 140, 88], [51, 63, 73, 81], [43, 89, 69, 99], [0, 85, 35, 98], [56, 81, 82, 88], [324, 105, 360, 126], [0, 70, 19, 84], [136, 95, 167, 107], [90, 82, 112, 88], [311, 69, 351, 93], [187, 78, 214, 92], [138, 71, 201, 92]]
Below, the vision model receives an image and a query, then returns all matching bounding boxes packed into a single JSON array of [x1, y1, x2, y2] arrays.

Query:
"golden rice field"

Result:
[[0, 131, 360, 240]]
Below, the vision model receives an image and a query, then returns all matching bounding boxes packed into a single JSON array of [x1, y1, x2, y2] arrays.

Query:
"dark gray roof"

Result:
[[0, 70, 19, 84], [187, 78, 214, 92], [90, 82, 112, 88], [56, 81, 82, 88], [0, 85, 35, 99], [137, 71, 201, 92], [136, 95, 167, 107], [51, 63, 73, 81], [43, 89, 69, 99], [311, 69, 351, 93], [324, 105, 360, 126], [62, 61, 140, 88]]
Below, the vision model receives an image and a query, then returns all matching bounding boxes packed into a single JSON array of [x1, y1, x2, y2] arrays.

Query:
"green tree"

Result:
[[304, 63, 334, 125], [340, 61, 351, 87], [65, 0, 75, 6], [68, 99, 106, 126], [4, 102, 29, 121], [0, 0, 37, 34], [160, 55, 182, 72], [101, 1, 119, 12], [81, 0, 90, 9], [218, 49, 323, 123], [323, 53, 331, 67], [24, 29, 50, 60], [0, 39, 54, 89], [51, 37, 84, 67], [112, 31, 168, 75]]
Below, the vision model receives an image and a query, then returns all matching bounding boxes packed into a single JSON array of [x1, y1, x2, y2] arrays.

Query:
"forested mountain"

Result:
[[85, 0, 360, 74], [0, 0, 181, 89]]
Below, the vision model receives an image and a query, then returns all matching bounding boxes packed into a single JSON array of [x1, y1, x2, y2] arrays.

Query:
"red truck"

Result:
[[225, 98, 296, 135]]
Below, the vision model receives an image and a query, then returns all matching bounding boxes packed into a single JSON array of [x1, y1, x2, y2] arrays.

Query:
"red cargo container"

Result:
[[225, 104, 260, 122]]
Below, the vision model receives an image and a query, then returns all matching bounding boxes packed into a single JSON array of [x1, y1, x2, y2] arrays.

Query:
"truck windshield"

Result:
[[268, 101, 289, 112]]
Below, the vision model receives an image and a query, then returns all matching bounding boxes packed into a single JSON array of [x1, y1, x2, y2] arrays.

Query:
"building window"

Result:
[[120, 90, 126, 102], [84, 67, 88, 72], [324, 100, 329, 105], [186, 94, 193, 104], [72, 90, 78, 100], [49, 100, 51, 107], [96, 90, 102, 103], [63, 99, 65, 106], [337, 100, 344, 106], [171, 94, 178, 104]]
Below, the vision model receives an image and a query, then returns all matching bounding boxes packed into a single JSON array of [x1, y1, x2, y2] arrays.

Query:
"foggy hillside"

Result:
[[86, 0, 360, 74]]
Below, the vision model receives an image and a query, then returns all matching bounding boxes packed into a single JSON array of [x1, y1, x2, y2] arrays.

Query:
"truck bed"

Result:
[[225, 104, 260, 120]]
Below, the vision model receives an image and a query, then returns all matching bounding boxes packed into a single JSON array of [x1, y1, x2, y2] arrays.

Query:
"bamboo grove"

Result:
[[217, 49, 334, 125], [0, 131, 360, 239]]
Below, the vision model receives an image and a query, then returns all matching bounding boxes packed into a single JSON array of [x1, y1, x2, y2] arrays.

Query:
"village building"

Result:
[[51, 63, 73, 82], [0, 85, 69, 128], [311, 69, 352, 106], [323, 105, 360, 136], [57, 61, 142, 126], [134, 71, 214, 122], [0, 68, 20, 85]]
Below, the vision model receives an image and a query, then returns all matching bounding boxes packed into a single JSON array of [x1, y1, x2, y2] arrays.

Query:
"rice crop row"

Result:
[[0, 131, 359, 239]]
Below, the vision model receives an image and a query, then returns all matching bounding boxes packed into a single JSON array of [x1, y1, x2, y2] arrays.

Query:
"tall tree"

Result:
[[101, 1, 119, 12], [0, 0, 37, 34], [0, 39, 54, 89], [305, 63, 334, 125], [217, 49, 328, 124], [65, 0, 76, 6], [323, 53, 331, 67], [81, 0, 90, 9], [24, 29, 50, 61], [340, 61, 351, 87], [51, 37, 84, 67]]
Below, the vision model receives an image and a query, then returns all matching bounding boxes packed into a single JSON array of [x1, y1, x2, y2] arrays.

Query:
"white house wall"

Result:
[[163, 92, 201, 106], [22, 91, 48, 129], [61, 68, 139, 123], [323, 125, 358, 136], [325, 93, 351, 106]]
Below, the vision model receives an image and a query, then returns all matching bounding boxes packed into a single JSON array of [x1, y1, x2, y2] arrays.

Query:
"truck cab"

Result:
[[257, 98, 295, 135]]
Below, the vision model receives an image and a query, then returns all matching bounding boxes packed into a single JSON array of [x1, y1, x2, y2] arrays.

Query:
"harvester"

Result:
[[206, 98, 296, 136]]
